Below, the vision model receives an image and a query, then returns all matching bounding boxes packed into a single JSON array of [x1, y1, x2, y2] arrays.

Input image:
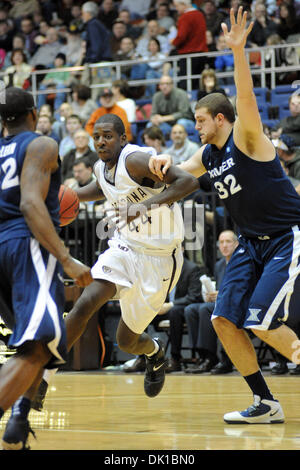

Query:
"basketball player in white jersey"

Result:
[[33, 113, 199, 407]]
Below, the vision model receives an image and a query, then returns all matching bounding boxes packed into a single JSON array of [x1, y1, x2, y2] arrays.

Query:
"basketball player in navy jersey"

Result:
[[149, 7, 300, 424], [0, 87, 92, 449]]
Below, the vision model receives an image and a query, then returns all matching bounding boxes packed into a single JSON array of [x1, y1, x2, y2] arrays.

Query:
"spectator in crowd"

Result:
[[70, 84, 98, 125], [142, 126, 167, 154], [37, 53, 71, 111], [111, 79, 137, 123], [118, 9, 145, 39], [203, 0, 226, 38], [184, 230, 238, 374], [248, 2, 278, 47], [70, 157, 97, 190], [273, 135, 300, 181], [149, 76, 195, 138], [214, 33, 235, 84], [110, 20, 128, 55], [197, 68, 227, 100], [4, 33, 31, 68], [60, 24, 84, 66], [30, 27, 62, 68], [59, 114, 84, 159], [61, 129, 98, 183], [271, 93, 300, 146], [171, 0, 208, 89], [85, 88, 133, 141], [81, 1, 111, 63], [69, 3, 84, 33], [35, 114, 60, 143], [98, 0, 119, 31], [0, 19, 14, 52], [112, 36, 138, 80], [19, 16, 39, 57], [160, 252, 204, 373], [166, 124, 200, 165], [135, 19, 171, 58], [265, 34, 299, 87], [3, 49, 32, 89], [52, 102, 74, 141], [274, 1, 300, 41], [155, 2, 175, 35]]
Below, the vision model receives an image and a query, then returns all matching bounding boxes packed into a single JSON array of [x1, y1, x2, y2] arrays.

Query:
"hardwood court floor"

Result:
[[1, 371, 300, 451]]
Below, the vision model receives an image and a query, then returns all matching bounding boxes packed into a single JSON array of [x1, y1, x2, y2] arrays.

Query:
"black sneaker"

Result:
[[31, 379, 48, 412], [144, 338, 168, 398], [2, 416, 35, 450]]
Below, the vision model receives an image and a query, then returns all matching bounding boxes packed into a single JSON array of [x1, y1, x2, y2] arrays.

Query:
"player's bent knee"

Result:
[[212, 316, 235, 334], [16, 340, 51, 366]]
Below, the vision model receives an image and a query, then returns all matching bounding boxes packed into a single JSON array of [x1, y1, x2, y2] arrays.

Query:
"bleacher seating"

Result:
[[270, 85, 294, 107]]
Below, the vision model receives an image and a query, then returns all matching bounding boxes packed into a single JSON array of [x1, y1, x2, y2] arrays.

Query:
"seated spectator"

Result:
[[37, 53, 71, 111], [61, 129, 98, 183], [85, 87, 133, 142], [273, 135, 300, 181], [202, 0, 226, 38], [60, 24, 84, 66], [111, 79, 137, 123], [214, 33, 234, 85], [117, 9, 144, 39], [19, 16, 39, 57], [274, 1, 300, 41], [110, 20, 128, 56], [265, 34, 299, 87], [184, 230, 238, 374], [59, 114, 84, 159], [70, 84, 98, 125], [148, 76, 195, 138], [112, 36, 138, 80], [158, 251, 204, 373], [98, 0, 119, 31], [52, 102, 74, 141], [3, 33, 31, 69], [142, 126, 167, 154], [271, 93, 300, 146], [135, 19, 171, 58], [197, 68, 227, 101], [143, 38, 170, 98], [3, 49, 32, 89], [248, 2, 278, 47], [155, 2, 175, 35], [35, 114, 60, 143], [166, 124, 200, 165], [30, 27, 62, 68]]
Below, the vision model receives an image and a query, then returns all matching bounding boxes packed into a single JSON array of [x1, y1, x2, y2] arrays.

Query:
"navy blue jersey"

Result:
[[202, 131, 300, 238], [0, 131, 61, 243]]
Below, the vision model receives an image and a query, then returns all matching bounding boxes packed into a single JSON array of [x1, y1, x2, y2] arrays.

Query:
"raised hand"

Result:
[[221, 6, 253, 51]]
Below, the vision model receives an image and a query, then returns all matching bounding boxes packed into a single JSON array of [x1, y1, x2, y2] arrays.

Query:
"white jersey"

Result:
[[94, 143, 184, 254]]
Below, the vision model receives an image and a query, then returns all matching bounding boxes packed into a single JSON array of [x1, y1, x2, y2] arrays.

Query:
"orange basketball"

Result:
[[58, 185, 80, 226]]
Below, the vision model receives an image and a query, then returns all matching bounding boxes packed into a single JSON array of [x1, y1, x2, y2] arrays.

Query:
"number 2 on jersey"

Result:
[[1, 157, 20, 190]]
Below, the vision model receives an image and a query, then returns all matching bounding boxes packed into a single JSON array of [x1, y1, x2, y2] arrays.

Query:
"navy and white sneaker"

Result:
[[224, 395, 285, 424], [1, 416, 35, 450], [144, 338, 168, 398]]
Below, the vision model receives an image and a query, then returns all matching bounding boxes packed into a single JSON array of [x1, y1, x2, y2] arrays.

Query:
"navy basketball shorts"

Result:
[[212, 226, 300, 331], [0, 236, 67, 367]]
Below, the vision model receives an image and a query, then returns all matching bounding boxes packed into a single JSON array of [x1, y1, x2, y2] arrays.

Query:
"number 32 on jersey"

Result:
[[214, 174, 242, 199]]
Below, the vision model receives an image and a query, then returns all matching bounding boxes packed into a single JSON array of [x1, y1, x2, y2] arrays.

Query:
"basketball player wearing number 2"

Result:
[[0, 87, 92, 450], [150, 7, 300, 424]]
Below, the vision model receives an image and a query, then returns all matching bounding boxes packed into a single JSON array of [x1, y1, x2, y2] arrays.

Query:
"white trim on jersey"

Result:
[[250, 226, 300, 331], [14, 238, 64, 362]]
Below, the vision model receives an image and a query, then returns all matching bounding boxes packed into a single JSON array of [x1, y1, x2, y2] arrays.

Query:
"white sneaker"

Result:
[[224, 395, 285, 424]]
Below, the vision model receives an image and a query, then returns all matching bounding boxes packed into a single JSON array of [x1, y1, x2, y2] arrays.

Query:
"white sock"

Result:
[[146, 339, 159, 357], [43, 368, 57, 384]]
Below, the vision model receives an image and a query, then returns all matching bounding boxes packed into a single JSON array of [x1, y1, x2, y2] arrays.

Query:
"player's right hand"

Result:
[[148, 154, 172, 180], [62, 257, 93, 287]]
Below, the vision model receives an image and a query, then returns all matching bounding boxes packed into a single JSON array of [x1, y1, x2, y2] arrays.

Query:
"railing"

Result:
[[0, 41, 299, 103]]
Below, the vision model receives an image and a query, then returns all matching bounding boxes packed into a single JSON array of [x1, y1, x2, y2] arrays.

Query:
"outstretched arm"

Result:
[[222, 7, 275, 161]]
